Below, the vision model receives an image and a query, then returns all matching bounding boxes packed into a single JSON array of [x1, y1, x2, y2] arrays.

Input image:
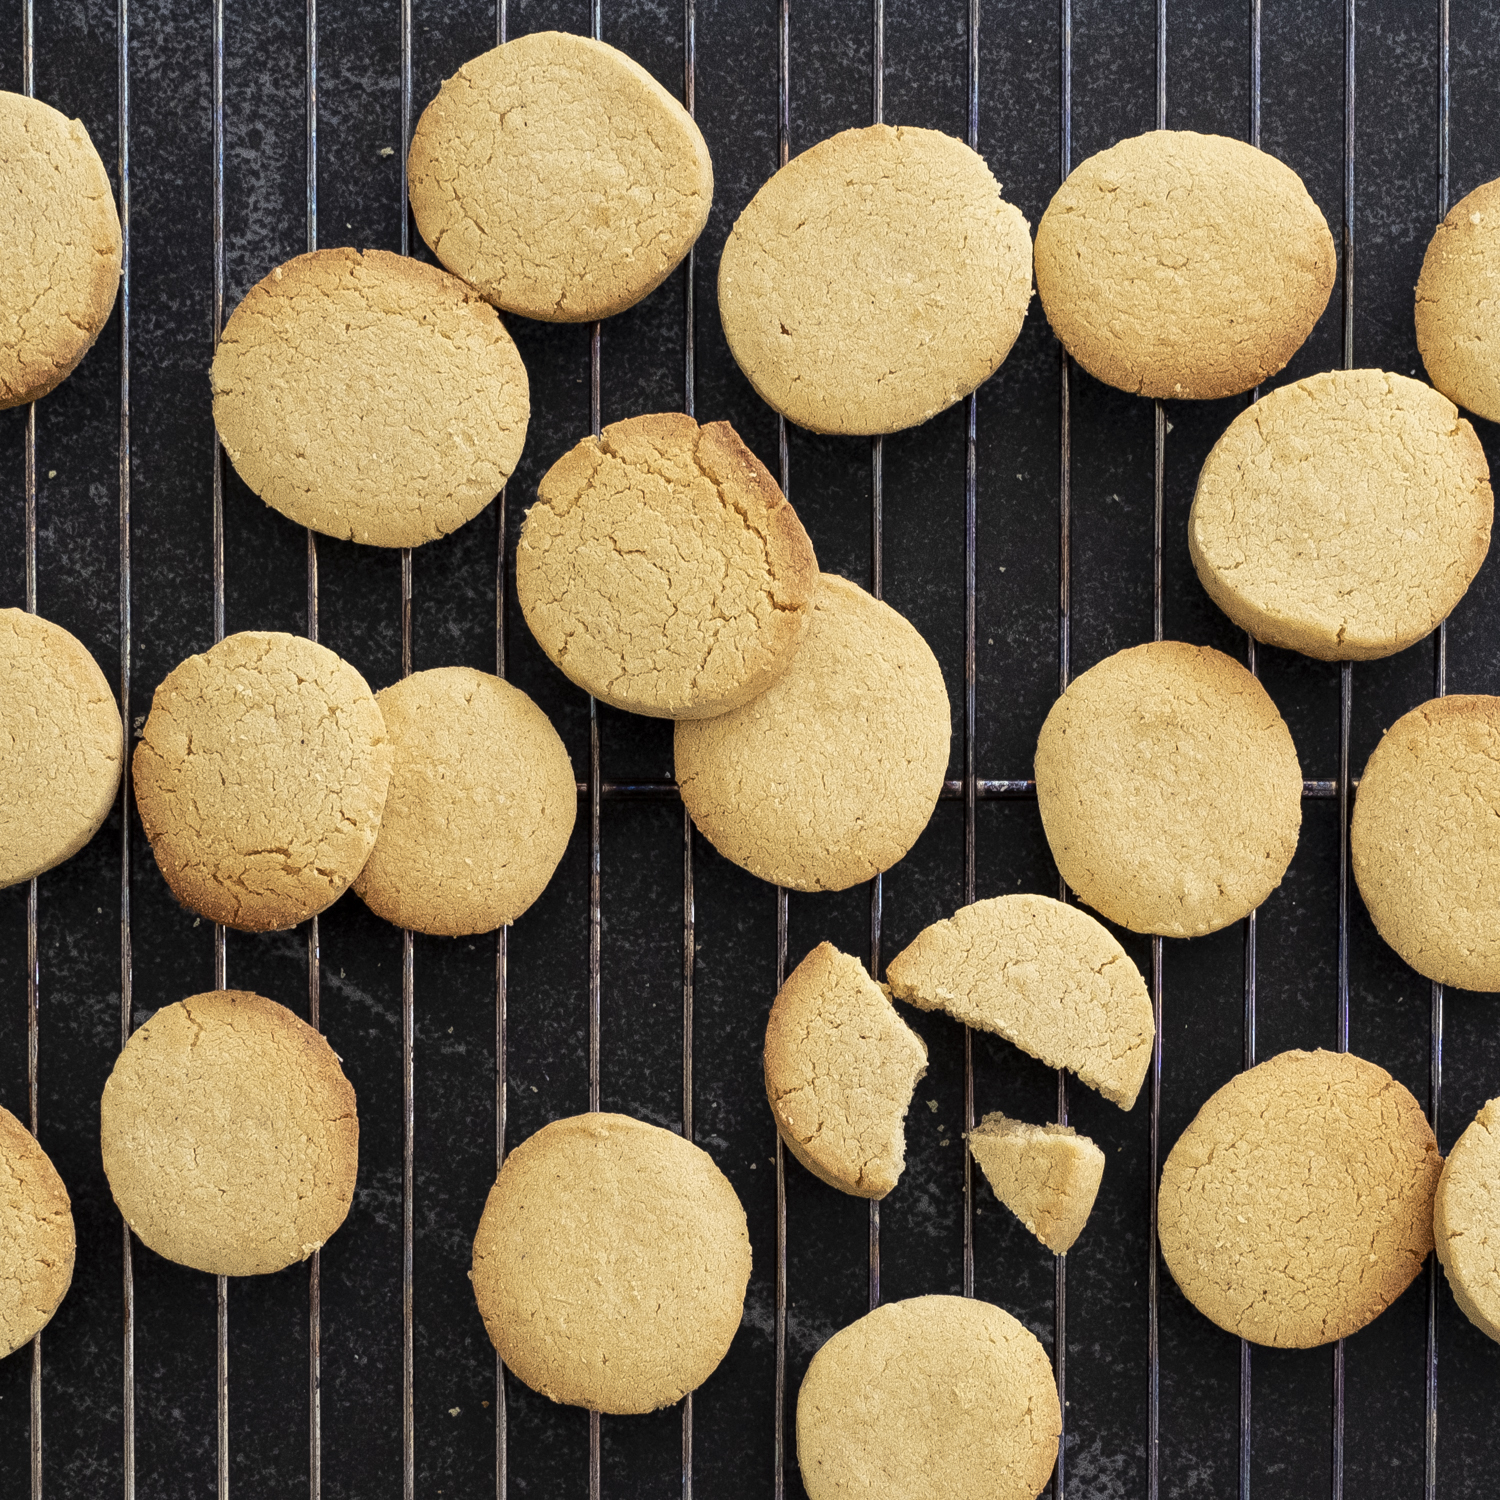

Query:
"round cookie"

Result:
[[1158, 1049, 1440, 1348], [1, 91, 122, 408], [675, 572, 950, 892], [518, 413, 819, 719], [0, 1106, 75, 1359], [763, 941, 928, 1199], [1434, 1096, 1500, 1343], [1351, 695, 1500, 991], [796, 1294, 1060, 1500], [718, 123, 1032, 435], [1416, 176, 1500, 424], [211, 247, 530, 548], [133, 631, 391, 933], [352, 666, 575, 935], [1190, 370, 1492, 660], [472, 1112, 751, 1413], [1035, 130, 1335, 400], [100, 991, 359, 1277], [1, 608, 123, 888], [1034, 641, 1302, 937], [408, 32, 712, 322]]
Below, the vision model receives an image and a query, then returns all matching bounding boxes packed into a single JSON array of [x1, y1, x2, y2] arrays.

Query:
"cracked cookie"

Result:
[[968, 1113, 1105, 1255], [763, 941, 927, 1199], [1, 608, 124, 888], [718, 123, 1032, 435], [133, 631, 391, 933], [408, 32, 712, 322], [352, 666, 575, 935], [1035, 130, 1334, 400], [1434, 1096, 1500, 1343], [100, 990, 359, 1277], [1351, 694, 1500, 991], [1190, 370, 1492, 660], [472, 1112, 751, 1414], [1, 91, 122, 408], [1034, 641, 1302, 938], [517, 412, 818, 719], [1417, 175, 1500, 424], [886, 894, 1153, 1110], [797, 1294, 1060, 1500], [0, 1104, 75, 1359], [675, 572, 950, 891], [1157, 1048, 1440, 1348], [211, 247, 530, 548]]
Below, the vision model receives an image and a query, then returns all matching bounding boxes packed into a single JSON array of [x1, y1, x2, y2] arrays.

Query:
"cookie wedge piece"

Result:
[[764, 942, 928, 1199], [969, 1113, 1104, 1255], [1434, 1096, 1500, 1343], [885, 894, 1153, 1110]]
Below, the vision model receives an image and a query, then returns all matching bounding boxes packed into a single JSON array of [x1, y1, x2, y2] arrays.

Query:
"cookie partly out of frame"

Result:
[[1035, 129, 1334, 400], [0, 1105, 75, 1359], [1417, 175, 1500, 424], [1434, 1096, 1500, 1343]]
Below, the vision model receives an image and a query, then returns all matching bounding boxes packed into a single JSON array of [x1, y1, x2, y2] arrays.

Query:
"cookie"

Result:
[[0, 91, 122, 408], [133, 631, 391, 933], [211, 248, 530, 548], [718, 124, 1032, 435], [1416, 176, 1500, 424], [675, 573, 950, 891], [0, 1106, 75, 1359], [763, 941, 928, 1199], [796, 1294, 1060, 1500], [472, 1112, 751, 1414], [1158, 1049, 1440, 1348], [1, 608, 123, 888], [100, 991, 359, 1277], [1190, 370, 1492, 660], [352, 666, 575, 935], [1351, 695, 1500, 991], [968, 1113, 1104, 1256], [517, 413, 818, 719], [1434, 1096, 1500, 1343], [1034, 641, 1302, 938], [885, 894, 1154, 1109], [408, 32, 712, 322], [1034, 130, 1335, 400]]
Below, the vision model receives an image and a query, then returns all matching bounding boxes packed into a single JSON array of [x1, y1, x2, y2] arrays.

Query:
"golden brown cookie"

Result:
[[1035, 130, 1335, 400], [1417, 176, 1500, 424], [1351, 695, 1500, 991], [718, 123, 1032, 435], [1190, 370, 1492, 660], [408, 32, 712, 322], [675, 573, 950, 891], [211, 248, 530, 547], [1034, 641, 1302, 938], [1, 608, 123, 888], [885, 893, 1154, 1109], [133, 631, 391, 933], [472, 1112, 751, 1414], [100, 991, 358, 1277], [0, 1106, 75, 1359], [0, 91, 122, 408], [968, 1113, 1104, 1256], [763, 941, 928, 1199], [517, 413, 818, 719], [352, 666, 575, 935], [1434, 1096, 1500, 1343], [1157, 1049, 1440, 1348], [796, 1294, 1060, 1500]]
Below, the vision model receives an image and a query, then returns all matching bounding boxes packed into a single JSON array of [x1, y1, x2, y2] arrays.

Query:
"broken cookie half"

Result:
[[764, 941, 927, 1199], [969, 1113, 1105, 1255], [885, 893, 1154, 1110]]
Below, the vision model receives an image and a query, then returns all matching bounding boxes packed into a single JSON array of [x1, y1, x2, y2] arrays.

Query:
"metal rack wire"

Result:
[[3, 0, 1470, 1497]]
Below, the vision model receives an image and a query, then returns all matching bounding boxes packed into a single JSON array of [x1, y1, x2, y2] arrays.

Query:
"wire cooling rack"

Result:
[[3, 1, 1500, 1498]]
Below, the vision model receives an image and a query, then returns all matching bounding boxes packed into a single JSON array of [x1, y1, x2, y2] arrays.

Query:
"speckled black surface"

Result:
[[3, 1, 1500, 1496]]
